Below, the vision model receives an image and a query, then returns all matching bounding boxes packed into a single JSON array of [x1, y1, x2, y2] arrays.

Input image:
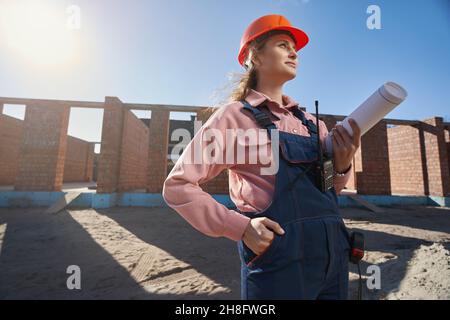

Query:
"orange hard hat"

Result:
[[238, 14, 309, 66]]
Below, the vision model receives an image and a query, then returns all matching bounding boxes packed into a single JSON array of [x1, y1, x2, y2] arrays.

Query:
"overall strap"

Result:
[[292, 107, 318, 141], [240, 100, 277, 138]]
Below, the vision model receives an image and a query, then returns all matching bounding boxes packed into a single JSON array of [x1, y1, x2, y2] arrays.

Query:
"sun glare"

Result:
[[0, 1, 81, 67]]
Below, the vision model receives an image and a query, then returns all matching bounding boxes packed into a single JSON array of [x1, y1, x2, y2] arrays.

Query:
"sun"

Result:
[[0, 0, 81, 67]]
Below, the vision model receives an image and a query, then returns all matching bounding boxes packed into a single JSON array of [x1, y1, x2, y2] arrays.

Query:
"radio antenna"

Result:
[[315, 100, 323, 164]]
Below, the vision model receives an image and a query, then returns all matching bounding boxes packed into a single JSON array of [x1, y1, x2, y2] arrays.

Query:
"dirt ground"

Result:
[[0, 205, 449, 300]]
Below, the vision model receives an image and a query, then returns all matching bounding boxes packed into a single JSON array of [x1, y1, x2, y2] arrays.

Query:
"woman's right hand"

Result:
[[242, 217, 285, 255]]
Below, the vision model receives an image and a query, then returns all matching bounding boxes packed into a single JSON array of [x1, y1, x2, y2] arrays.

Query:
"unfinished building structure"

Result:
[[0, 96, 449, 208]]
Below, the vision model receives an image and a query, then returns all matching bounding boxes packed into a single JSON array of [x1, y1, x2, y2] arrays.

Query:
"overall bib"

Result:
[[236, 100, 351, 300]]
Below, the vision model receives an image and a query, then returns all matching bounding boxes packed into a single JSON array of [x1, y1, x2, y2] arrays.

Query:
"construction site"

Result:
[[0, 96, 449, 299]]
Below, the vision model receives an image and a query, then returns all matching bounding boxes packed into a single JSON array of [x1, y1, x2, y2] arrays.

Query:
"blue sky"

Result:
[[0, 0, 449, 147]]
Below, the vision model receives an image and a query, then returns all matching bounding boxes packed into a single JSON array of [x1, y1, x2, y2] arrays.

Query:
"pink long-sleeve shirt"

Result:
[[162, 88, 352, 242]]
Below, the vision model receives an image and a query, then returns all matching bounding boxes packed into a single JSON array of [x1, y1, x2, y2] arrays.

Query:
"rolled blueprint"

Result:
[[325, 81, 408, 157]]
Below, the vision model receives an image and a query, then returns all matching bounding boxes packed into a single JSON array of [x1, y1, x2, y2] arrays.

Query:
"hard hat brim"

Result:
[[238, 25, 309, 66]]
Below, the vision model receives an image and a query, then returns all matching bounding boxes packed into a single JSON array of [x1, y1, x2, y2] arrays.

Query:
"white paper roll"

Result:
[[325, 81, 407, 157]]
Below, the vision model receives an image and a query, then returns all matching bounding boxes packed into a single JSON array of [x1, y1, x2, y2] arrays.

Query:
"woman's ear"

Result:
[[252, 56, 260, 67], [250, 51, 262, 68], [253, 48, 265, 68]]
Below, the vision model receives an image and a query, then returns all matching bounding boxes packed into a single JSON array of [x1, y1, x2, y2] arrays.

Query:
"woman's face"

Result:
[[254, 33, 298, 83]]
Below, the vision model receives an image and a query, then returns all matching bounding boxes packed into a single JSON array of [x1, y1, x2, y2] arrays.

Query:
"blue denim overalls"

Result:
[[236, 100, 351, 300]]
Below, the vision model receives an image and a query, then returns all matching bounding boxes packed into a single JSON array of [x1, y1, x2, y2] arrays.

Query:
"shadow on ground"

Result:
[[0, 205, 448, 299]]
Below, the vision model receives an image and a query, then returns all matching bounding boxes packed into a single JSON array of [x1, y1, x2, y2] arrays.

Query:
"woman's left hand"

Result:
[[331, 118, 361, 173]]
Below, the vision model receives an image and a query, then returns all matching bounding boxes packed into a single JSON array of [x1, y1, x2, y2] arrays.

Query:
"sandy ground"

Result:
[[0, 205, 449, 300]]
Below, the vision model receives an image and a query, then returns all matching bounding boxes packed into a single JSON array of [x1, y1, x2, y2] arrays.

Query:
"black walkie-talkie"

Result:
[[314, 100, 334, 192]]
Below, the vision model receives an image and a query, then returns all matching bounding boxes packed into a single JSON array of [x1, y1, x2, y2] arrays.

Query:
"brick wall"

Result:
[[0, 113, 94, 185], [117, 110, 149, 191], [97, 97, 150, 193], [445, 127, 450, 181], [63, 136, 95, 182], [147, 110, 170, 193], [421, 117, 450, 196], [387, 124, 425, 195], [386, 118, 450, 197], [355, 121, 391, 195], [97, 97, 125, 193], [1, 98, 448, 196], [15, 102, 70, 191], [0, 114, 23, 185]]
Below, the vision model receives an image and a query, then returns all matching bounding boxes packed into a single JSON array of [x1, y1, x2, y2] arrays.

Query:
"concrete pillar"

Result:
[[15, 102, 70, 191], [97, 97, 125, 193], [147, 109, 170, 193]]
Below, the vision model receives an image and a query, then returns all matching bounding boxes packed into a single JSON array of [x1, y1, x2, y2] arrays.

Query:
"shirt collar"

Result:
[[244, 88, 300, 115]]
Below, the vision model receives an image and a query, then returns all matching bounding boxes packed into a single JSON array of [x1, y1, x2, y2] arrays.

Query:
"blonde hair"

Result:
[[205, 29, 296, 116]]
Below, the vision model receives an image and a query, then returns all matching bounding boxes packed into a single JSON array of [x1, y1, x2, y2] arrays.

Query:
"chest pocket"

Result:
[[278, 131, 319, 164]]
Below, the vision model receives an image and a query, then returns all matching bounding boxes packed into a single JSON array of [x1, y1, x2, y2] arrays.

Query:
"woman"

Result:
[[162, 14, 361, 299]]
